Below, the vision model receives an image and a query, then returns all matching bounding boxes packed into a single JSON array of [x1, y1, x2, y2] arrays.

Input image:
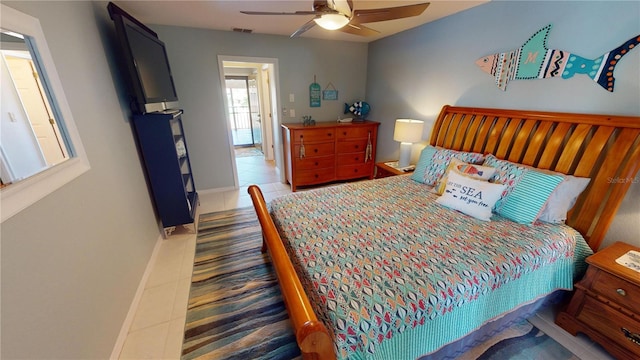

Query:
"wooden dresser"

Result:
[[282, 121, 379, 191], [556, 241, 640, 360]]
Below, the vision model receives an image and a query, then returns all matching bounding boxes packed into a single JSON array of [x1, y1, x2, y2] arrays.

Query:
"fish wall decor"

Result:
[[344, 101, 371, 119], [476, 24, 640, 91]]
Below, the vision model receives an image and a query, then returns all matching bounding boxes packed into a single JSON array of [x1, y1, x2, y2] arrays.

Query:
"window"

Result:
[[0, 4, 90, 222]]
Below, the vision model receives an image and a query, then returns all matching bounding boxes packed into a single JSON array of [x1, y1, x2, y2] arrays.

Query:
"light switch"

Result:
[[289, 109, 296, 117], [289, 93, 295, 102]]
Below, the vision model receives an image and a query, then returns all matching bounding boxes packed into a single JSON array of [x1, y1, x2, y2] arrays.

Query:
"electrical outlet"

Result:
[[289, 93, 295, 102], [289, 109, 296, 117]]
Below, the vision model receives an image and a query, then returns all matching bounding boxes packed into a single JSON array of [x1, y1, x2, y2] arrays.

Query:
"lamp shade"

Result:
[[393, 119, 424, 143], [314, 14, 350, 30]]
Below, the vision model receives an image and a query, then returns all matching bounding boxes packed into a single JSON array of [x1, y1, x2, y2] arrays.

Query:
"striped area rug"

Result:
[[181, 207, 300, 360], [181, 207, 579, 360]]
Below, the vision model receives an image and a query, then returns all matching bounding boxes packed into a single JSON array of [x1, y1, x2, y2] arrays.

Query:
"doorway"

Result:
[[218, 56, 284, 188]]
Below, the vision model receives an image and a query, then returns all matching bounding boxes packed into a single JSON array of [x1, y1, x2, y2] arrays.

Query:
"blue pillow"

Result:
[[411, 146, 437, 184], [484, 155, 563, 225]]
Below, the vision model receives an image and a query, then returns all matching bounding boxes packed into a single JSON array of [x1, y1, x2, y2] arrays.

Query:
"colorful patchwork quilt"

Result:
[[269, 175, 592, 360]]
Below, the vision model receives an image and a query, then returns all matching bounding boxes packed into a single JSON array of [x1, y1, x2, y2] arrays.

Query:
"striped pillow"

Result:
[[496, 170, 564, 224], [484, 154, 563, 225]]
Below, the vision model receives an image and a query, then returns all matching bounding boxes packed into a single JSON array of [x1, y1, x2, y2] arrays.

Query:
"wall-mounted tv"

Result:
[[108, 2, 178, 114]]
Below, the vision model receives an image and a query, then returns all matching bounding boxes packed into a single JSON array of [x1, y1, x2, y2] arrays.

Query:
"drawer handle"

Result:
[[314, 148, 318, 153], [617, 288, 627, 296], [621, 328, 640, 346], [365, 132, 372, 163]]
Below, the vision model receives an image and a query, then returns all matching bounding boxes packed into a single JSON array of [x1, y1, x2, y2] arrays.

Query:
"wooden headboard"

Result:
[[431, 105, 640, 251]]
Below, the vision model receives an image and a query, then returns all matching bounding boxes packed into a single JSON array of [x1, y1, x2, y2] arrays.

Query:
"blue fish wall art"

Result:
[[344, 101, 371, 119], [476, 24, 640, 91]]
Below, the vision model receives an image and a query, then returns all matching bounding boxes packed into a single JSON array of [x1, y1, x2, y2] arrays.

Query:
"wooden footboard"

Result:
[[248, 185, 336, 360]]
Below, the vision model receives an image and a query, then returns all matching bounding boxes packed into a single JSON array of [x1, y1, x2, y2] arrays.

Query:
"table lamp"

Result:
[[393, 119, 424, 168]]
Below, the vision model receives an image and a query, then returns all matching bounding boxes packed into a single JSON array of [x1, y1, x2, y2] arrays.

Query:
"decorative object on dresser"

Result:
[[393, 118, 424, 168], [282, 121, 379, 191], [375, 161, 414, 179], [556, 241, 640, 360], [133, 110, 198, 236]]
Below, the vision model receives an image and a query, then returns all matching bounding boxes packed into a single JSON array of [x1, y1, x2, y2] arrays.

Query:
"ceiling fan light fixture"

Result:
[[314, 14, 349, 30]]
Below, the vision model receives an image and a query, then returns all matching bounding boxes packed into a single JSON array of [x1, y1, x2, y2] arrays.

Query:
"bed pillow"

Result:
[[436, 169, 506, 221], [484, 154, 564, 225], [433, 158, 496, 195], [538, 175, 590, 224], [411, 145, 485, 186]]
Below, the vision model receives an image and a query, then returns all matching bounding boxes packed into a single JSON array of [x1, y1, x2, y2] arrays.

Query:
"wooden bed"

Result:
[[248, 105, 640, 359]]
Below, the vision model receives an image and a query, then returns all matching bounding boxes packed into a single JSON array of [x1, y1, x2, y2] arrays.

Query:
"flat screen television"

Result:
[[108, 3, 179, 114]]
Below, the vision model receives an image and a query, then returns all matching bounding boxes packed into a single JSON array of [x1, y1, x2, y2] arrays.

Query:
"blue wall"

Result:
[[366, 0, 640, 249]]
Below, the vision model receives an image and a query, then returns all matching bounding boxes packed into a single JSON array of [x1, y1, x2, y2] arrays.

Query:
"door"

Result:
[[225, 76, 262, 150], [4, 54, 68, 166], [248, 76, 262, 152]]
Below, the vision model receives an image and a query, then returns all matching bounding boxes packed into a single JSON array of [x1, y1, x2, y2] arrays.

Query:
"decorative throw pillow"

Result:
[[433, 158, 496, 195], [484, 154, 564, 225], [411, 145, 485, 186], [411, 145, 437, 184], [436, 169, 506, 221], [538, 175, 590, 224]]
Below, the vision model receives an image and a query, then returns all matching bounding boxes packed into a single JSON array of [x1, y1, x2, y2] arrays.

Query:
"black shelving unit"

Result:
[[133, 110, 197, 234]]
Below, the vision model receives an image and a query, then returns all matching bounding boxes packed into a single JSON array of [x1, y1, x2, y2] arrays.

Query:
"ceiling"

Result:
[[112, 1, 488, 43]]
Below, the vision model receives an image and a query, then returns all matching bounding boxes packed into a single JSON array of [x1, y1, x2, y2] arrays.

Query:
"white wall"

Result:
[[366, 0, 640, 250], [151, 25, 369, 190], [1, 2, 161, 358]]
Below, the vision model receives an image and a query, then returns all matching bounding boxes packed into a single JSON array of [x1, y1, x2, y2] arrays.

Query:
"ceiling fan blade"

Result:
[[339, 23, 379, 37], [240, 10, 321, 16], [290, 17, 319, 38], [351, 3, 430, 24]]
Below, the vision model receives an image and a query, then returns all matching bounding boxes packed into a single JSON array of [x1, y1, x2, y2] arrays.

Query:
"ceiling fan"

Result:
[[240, 0, 430, 37]]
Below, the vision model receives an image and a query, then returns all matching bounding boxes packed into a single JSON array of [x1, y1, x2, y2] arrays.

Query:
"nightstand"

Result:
[[375, 161, 415, 179], [556, 241, 640, 360]]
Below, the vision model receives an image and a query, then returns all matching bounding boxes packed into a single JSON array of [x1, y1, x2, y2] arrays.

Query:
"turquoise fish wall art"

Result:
[[476, 24, 640, 92]]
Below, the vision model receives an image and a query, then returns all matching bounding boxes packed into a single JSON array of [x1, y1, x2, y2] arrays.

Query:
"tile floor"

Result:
[[118, 153, 290, 359], [117, 153, 615, 360]]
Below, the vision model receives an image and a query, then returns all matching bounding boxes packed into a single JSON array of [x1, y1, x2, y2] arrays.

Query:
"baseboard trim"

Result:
[[109, 234, 164, 359]]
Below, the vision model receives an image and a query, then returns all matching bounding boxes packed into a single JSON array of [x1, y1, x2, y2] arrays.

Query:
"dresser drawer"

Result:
[[578, 296, 640, 356], [295, 168, 335, 185], [337, 139, 368, 153], [292, 128, 335, 143], [336, 164, 372, 179], [337, 153, 367, 166], [295, 155, 335, 170], [294, 142, 335, 158], [336, 126, 374, 139], [592, 270, 640, 314]]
